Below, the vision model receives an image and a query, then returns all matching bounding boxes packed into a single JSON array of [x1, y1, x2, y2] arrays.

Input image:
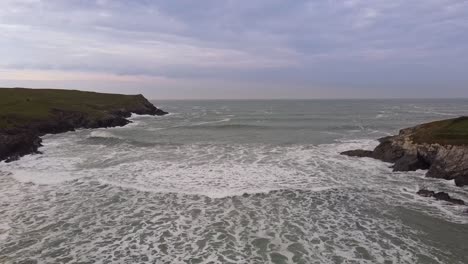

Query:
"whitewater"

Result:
[[1, 99, 467, 263]]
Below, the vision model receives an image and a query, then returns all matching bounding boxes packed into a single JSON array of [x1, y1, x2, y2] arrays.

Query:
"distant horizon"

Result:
[[2, 86, 468, 101], [1, 1, 467, 99]]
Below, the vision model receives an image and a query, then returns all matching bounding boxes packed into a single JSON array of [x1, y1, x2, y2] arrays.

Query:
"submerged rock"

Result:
[[340, 149, 374, 158], [416, 189, 435, 197], [417, 189, 465, 205]]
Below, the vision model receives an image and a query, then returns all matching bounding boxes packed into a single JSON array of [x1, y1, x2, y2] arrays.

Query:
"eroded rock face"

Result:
[[341, 122, 468, 187], [0, 97, 168, 162], [372, 136, 407, 162], [0, 132, 42, 163], [393, 154, 430, 172], [425, 146, 468, 181]]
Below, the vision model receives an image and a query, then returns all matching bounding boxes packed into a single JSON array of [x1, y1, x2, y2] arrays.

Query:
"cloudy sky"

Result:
[[0, 0, 467, 99]]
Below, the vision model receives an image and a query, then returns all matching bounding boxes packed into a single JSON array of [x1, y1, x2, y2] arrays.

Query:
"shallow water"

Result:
[[1, 99, 467, 263]]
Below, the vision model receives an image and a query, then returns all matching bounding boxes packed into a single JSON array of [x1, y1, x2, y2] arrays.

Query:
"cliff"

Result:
[[341, 117, 468, 187], [0, 88, 168, 162]]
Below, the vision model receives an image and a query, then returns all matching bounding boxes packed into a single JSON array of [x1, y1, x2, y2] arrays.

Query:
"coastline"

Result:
[[0, 88, 168, 162], [341, 117, 468, 205]]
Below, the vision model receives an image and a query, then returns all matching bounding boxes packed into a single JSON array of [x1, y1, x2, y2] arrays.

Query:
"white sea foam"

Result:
[[2, 101, 468, 263], [88, 130, 122, 139], [3, 133, 465, 222], [10, 169, 79, 185], [129, 113, 155, 119]]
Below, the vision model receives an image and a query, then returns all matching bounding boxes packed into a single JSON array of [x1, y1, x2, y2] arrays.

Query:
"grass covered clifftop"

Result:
[[0, 88, 166, 130], [0, 88, 167, 162], [408, 116, 468, 146]]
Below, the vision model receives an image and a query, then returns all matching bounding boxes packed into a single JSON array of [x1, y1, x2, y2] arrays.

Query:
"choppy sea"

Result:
[[1, 99, 467, 263]]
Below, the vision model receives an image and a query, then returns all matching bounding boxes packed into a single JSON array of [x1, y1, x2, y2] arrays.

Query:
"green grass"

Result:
[[411, 116, 468, 145], [0, 88, 149, 129]]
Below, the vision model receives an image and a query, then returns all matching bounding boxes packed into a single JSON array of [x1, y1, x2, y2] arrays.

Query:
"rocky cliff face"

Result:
[[341, 121, 468, 187], [0, 93, 168, 162]]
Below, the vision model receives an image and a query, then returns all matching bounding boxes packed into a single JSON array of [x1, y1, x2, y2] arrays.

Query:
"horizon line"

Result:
[[149, 97, 468, 101]]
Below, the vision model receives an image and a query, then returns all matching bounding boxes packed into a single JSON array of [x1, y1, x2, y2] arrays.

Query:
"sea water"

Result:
[[1, 99, 467, 263]]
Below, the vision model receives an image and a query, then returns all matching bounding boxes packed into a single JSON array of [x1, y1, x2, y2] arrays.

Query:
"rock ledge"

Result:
[[341, 117, 468, 187]]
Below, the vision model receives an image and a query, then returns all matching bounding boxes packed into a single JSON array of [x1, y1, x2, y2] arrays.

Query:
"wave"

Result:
[[179, 123, 319, 130], [191, 118, 231, 126], [2, 132, 467, 223]]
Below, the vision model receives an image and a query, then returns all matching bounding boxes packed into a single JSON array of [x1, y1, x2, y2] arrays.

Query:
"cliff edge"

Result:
[[341, 117, 468, 187], [0, 88, 168, 162]]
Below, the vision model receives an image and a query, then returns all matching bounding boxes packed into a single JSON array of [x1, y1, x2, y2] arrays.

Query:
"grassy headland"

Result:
[[410, 116, 468, 146], [0, 87, 167, 162], [0, 88, 164, 130]]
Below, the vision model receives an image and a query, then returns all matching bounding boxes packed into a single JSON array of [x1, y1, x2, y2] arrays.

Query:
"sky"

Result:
[[0, 0, 467, 99]]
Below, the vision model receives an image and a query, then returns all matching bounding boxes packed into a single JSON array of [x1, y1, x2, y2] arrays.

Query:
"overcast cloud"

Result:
[[1, 0, 467, 99]]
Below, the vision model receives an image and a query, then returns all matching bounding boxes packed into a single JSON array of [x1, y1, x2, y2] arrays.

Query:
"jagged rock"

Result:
[[417, 189, 465, 205], [340, 149, 374, 158], [0, 133, 42, 163], [372, 136, 406, 162], [433, 192, 465, 205], [393, 154, 430, 171], [340, 117, 468, 187], [425, 146, 468, 182], [416, 189, 435, 197]]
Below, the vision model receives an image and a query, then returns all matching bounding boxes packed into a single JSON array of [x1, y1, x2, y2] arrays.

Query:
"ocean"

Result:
[[1, 99, 467, 263]]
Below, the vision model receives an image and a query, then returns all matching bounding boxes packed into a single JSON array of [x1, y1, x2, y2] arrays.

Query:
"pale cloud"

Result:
[[0, 0, 467, 98]]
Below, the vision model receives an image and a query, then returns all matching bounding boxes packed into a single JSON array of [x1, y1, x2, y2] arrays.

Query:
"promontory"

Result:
[[0, 88, 168, 162], [341, 117, 468, 187]]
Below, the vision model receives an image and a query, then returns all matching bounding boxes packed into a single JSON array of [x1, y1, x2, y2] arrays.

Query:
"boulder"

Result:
[[417, 189, 465, 205], [340, 149, 374, 158], [416, 189, 435, 197]]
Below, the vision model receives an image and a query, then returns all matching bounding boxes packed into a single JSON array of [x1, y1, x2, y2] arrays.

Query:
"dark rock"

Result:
[[393, 154, 430, 171], [372, 136, 406, 162], [433, 192, 450, 200], [0, 133, 42, 162], [434, 192, 465, 205], [417, 189, 465, 205], [340, 149, 374, 158], [416, 189, 435, 197], [454, 176, 468, 187]]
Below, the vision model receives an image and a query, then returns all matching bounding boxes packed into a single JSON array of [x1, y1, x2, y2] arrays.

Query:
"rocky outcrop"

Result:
[[416, 189, 465, 205], [341, 117, 468, 187], [0, 132, 43, 163], [0, 93, 168, 162]]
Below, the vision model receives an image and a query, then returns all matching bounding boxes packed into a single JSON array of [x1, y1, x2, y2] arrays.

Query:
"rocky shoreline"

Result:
[[341, 117, 468, 205], [0, 89, 167, 162]]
